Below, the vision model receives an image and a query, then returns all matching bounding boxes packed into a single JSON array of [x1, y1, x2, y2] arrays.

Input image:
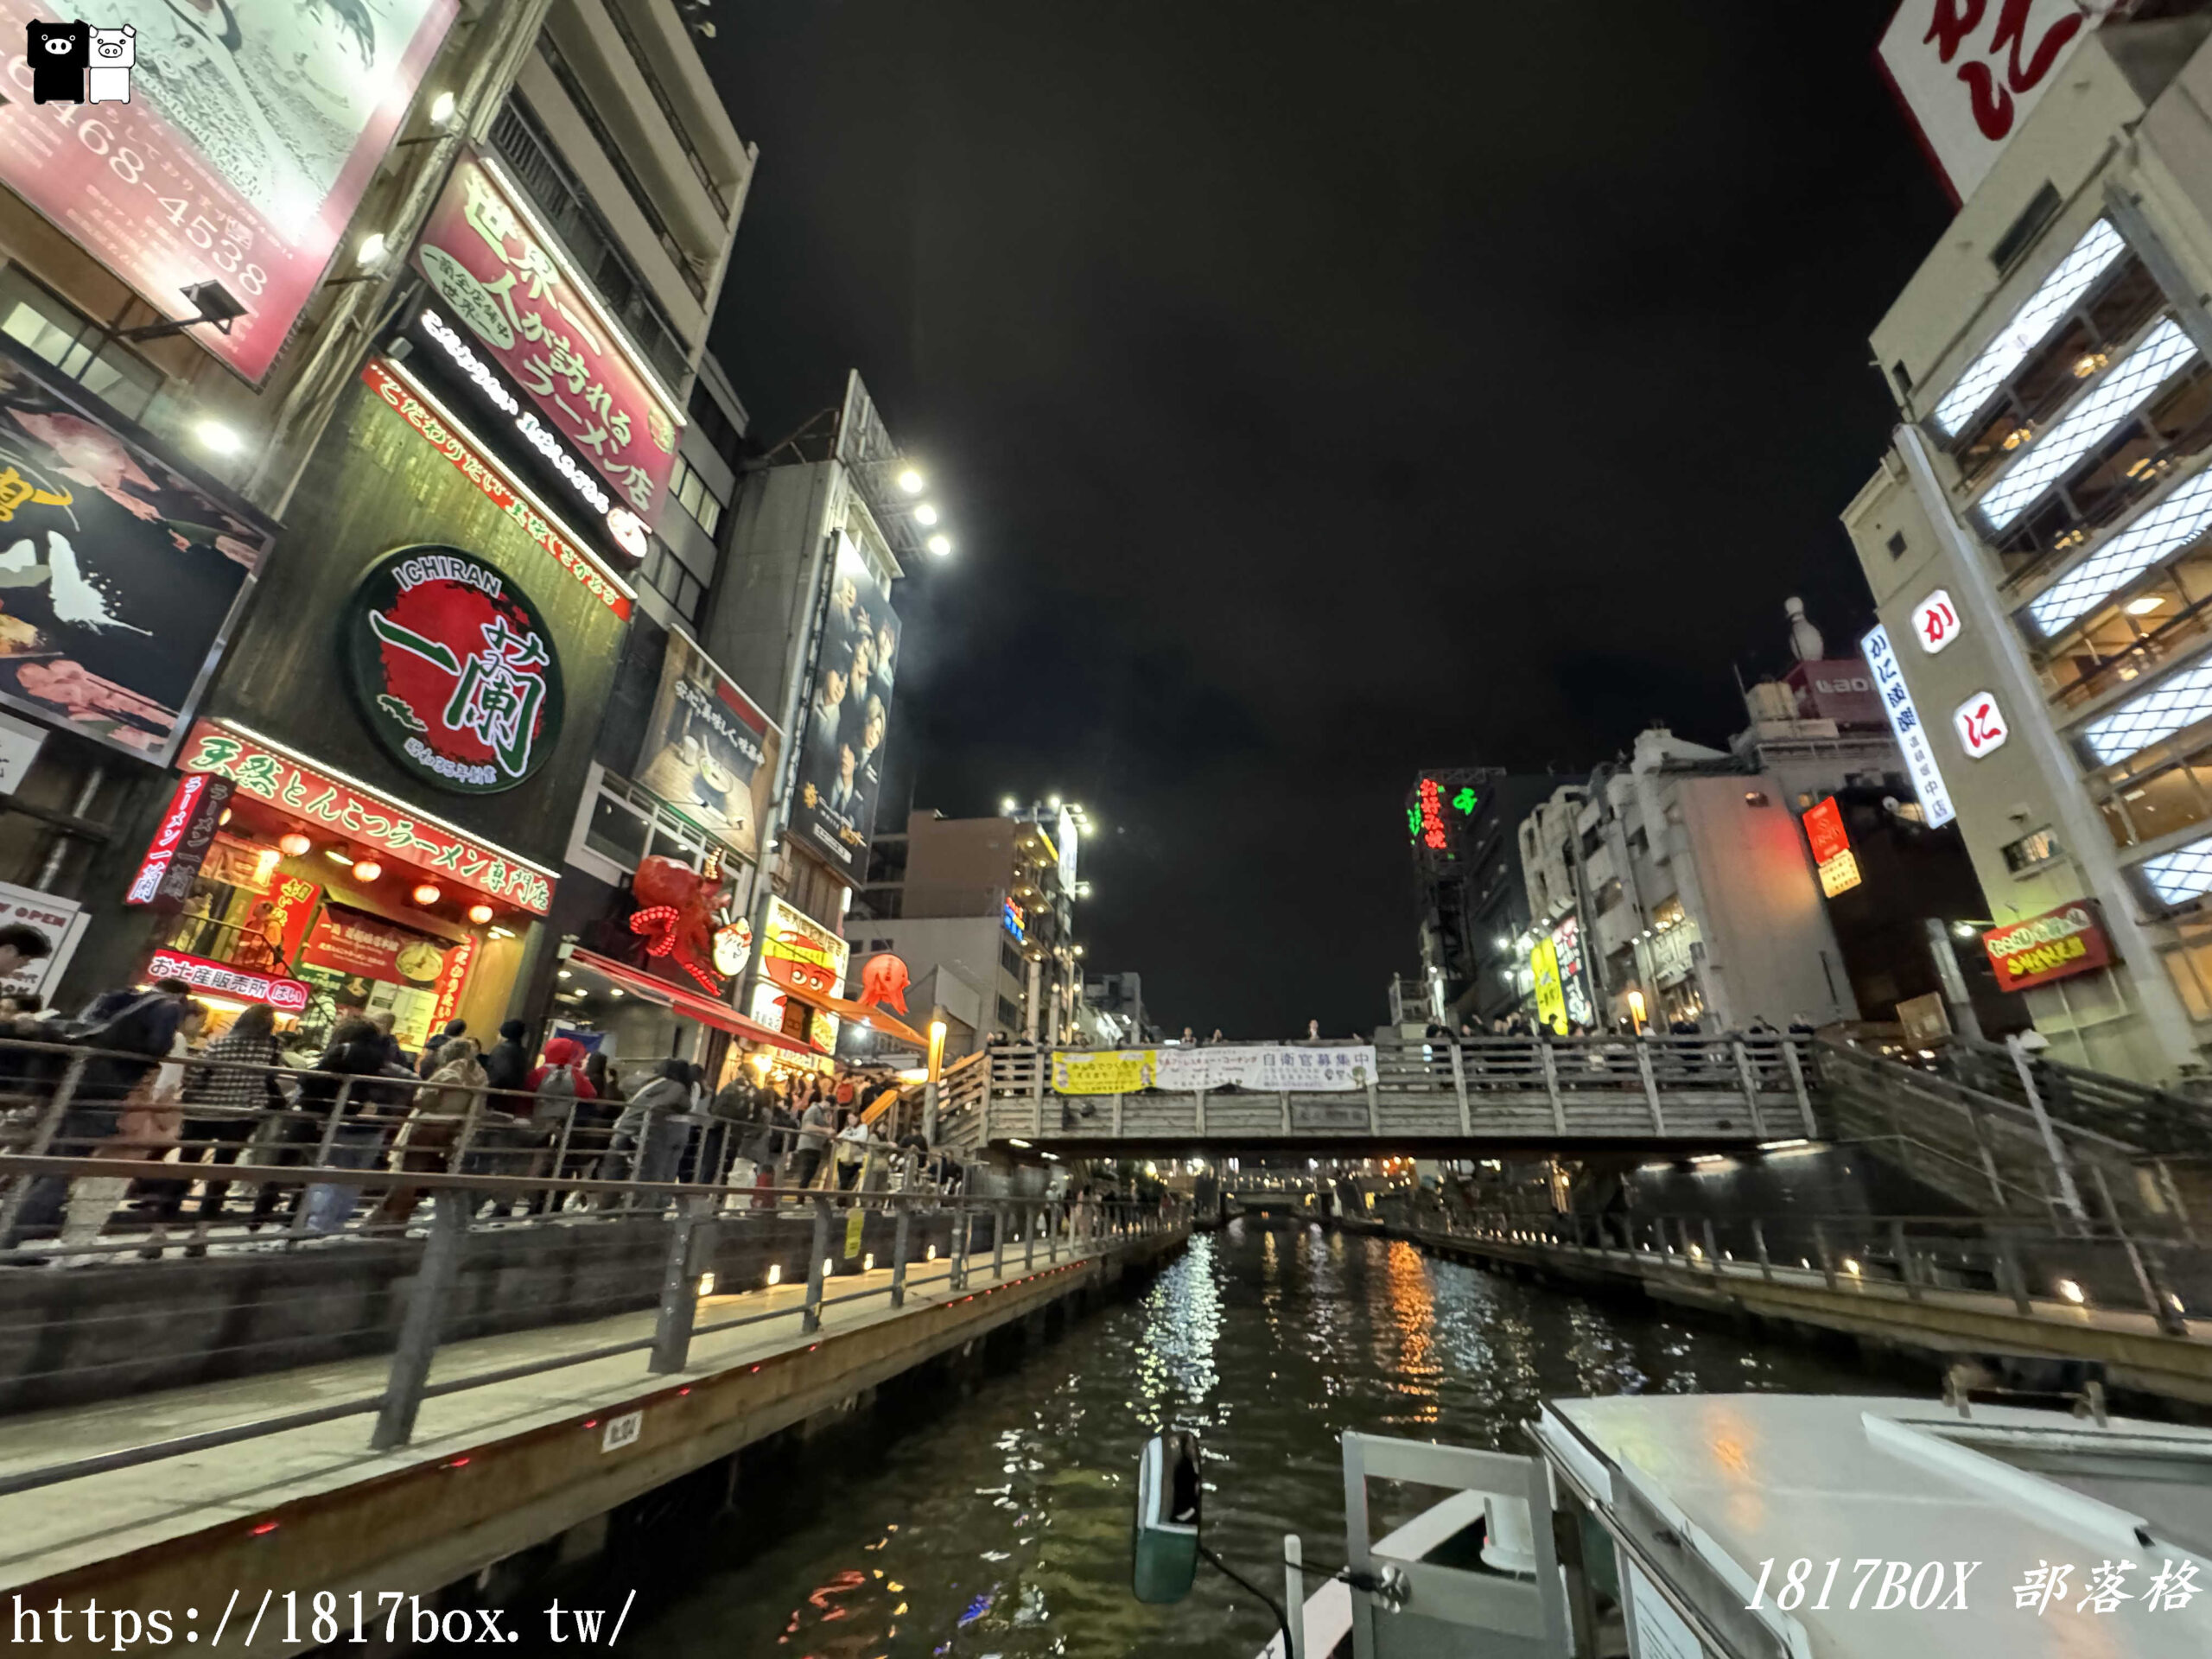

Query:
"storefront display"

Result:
[[297, 902, 471, 1050], [747, 896, 850, 1060]]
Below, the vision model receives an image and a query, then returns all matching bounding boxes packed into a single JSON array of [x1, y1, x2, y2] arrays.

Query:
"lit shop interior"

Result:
[[150, 788, 535, 1047]]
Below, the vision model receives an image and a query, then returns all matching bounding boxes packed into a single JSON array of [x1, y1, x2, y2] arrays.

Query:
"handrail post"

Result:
[[1751, 1217, 1773, 1281], [1994, 1235, 2033, 1313], [891, 1198, 911, 1308], [1031, 1046, 1046, 1141], [1365, 1072, 1381, 1136], [993, 1200, 1007, 1278], [1538, 1041, 1565, 1135], [1636, 1044, 1666, 1135], [1732, 1039, 1764, 1138], [2005, 1036, 2088, 1224], [650, 1195, 713, 1373], [1048, 1201, 1060, 1262], [1024, 1203, 1036, 1271], [1700, 1217, 1721, 1275], [1890, 1218, 1923, 1301], [1963, 1097, 2009, 1210], [370, 1188, 468, 1451], [1196, 1087, 1207, 1138], [1783, 1039, 1816, 1137], [803, 1197, 831, 1333], [950, 1203, 969, 1290], [1281, 1090, 1291, 1135], [1812, 1221, 1838, 1291], [1447, 1039, 1471, 1134], [1112, 1093, 1124, 1138], [2089, 1164, 2188, 1335]]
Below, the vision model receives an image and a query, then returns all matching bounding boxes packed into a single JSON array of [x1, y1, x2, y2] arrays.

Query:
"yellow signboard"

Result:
[[1051, 1048, 1159, 1095], [1531, 937, 1567, 1034]]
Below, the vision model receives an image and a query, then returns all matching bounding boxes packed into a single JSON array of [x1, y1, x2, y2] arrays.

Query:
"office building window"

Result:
[[690, 380, 744, 468], [639, 540, 705, 624], [669, 453, 726, 539], [0, 265, 162, 420], [996, 995, 1020, 1029]]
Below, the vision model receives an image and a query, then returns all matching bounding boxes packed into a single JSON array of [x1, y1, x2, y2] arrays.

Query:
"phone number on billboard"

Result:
[[44, 103, 268, 297]]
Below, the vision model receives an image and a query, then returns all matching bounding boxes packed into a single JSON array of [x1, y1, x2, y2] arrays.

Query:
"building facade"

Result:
[[1405, 769, 1571, 1027], [1840, 6, 2212, 1083], [852, 803, 1089, 1055], [0, 0, 780, 1071]]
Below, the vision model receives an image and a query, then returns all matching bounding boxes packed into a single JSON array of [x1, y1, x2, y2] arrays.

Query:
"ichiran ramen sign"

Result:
[[342, 545, 565, 795]]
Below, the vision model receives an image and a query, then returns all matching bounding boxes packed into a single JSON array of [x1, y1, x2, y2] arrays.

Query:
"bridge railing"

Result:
[[977, 1033, 1815, 1143], [1419, 1202, 2204, 1340]]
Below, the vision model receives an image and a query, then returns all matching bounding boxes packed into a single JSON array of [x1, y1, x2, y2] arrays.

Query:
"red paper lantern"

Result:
[[411, 882, 442, 906]]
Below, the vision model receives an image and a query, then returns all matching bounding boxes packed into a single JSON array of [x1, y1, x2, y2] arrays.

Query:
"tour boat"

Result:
[[1169, 1389, 2212, 1659]]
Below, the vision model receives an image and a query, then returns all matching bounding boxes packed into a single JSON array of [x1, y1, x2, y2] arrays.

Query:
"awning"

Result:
[[567, 948, 817, 1056]]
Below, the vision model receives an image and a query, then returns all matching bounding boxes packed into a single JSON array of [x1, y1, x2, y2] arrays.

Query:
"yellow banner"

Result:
[[1531, 937, 1567, 1034], [1051, 1048, 1159, 1095]]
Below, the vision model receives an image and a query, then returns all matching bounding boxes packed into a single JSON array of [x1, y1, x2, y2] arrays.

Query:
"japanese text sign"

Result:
[[126, 772, 232, 911], [1912, 588, 1963, 653], [178, 718, 556, 913], [341, 545, 566, 796], [1802, 797, 1851, 866], [1983, 900, 2113, 989], [1863, 625, 1958, 827], [1877, 0, 2101, 206], [146, 946, 309, 1012], [1955, 689, 2011, 758], [413, 156, 679, 532], [0, 0, 454, 384]]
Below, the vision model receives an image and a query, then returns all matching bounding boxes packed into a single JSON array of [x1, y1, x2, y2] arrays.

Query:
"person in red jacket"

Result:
[[512, 1036, 596, 1212]]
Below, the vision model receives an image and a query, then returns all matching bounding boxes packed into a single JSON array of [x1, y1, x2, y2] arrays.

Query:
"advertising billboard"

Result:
[[1983, 901, 2113, 992], [1531, 936, 1566, 1034], [412, 156, 680, 541], [0, 0, 456, 384], [0, 337, 274, 760], [1876, 0, 2100, 206], [1551, 915, 1593, 1028], [792, 532, 900, 877], [1863, 625, 1957, 828], [747, 895, 849, 1058], [634, 631, 779, 867]]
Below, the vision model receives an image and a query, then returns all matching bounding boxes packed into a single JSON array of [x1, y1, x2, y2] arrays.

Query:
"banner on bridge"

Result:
[[1049, 1045, 1376, 1095]]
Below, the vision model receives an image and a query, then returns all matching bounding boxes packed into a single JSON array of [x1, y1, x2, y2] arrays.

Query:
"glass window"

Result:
[[586, 788, 652, 868], [0, 265, 162, 420]]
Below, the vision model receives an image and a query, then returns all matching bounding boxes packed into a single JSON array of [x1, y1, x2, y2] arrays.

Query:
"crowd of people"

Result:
[[0, 957, 950, 1263]]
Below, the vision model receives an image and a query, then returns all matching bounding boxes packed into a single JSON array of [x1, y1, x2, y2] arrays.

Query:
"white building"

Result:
[[1840, 9, 2212, 1084]]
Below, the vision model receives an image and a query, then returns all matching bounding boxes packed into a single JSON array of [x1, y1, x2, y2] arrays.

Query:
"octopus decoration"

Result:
[[627, 848, 739, 995]]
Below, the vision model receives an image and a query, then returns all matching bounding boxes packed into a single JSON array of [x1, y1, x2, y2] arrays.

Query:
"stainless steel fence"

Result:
[[1416, 1201, 2206, 1340]]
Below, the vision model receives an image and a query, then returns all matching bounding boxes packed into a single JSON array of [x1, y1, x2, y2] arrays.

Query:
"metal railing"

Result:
[[968, 1033, 1818, 1145], [0, 1132, 1181, 1493], [1409, 1201, 2207, 1342]]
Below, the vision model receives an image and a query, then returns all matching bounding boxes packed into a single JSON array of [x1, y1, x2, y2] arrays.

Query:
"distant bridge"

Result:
[[939, 1033, 1817, 1156]]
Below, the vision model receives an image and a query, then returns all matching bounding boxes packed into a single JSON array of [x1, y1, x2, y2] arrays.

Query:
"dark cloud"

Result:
[[703, 3, 1953, 1037]]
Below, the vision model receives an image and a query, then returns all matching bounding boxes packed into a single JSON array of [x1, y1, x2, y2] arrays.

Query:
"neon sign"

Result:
[[1408, 778, 1478, 850], [1003, 896, 1027, 942]]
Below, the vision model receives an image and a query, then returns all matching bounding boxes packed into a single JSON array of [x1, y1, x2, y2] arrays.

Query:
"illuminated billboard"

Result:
[[0, 0, 457, 384]]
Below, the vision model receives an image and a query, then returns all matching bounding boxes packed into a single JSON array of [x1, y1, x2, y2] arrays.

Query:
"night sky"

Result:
[[702, 4, 1956, 1039]]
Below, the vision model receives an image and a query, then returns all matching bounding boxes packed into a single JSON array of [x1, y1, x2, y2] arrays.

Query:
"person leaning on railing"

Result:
[[140, 1001, 287, 1250], [363, 1036, 486, 1236], [293, 1015, 412, 1237], [3, 972, 188, 1249], [604, 1058, 692, 1193]]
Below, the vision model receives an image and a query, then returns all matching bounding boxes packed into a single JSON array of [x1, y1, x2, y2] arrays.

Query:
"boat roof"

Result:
[[1539, 1393, 2212, 1659]]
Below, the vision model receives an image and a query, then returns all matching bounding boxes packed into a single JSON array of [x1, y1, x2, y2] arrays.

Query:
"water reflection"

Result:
[[612, 1221, 1885, 1659]]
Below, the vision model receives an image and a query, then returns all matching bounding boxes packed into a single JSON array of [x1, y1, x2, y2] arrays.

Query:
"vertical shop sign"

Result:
[[125, 772, 234, 911]]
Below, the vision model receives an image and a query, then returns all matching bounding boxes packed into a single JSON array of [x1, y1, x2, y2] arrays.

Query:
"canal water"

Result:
[[602, 1221, 1890, 1659]]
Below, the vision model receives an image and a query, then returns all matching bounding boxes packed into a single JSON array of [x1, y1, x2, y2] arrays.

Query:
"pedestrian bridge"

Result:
[[940, 1033, 1819, 1155]]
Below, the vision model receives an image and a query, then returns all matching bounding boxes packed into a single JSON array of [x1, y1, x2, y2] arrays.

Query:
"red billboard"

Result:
[[1801, 798, 1849, 866], [1982, 902, 2114, 992], [1786, 660, 1888, 728], [412, 156, 681, 537], [0, 0, 456, 385]]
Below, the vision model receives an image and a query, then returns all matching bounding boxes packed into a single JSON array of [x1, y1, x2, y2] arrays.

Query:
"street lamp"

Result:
[[927, 533, 952, 556], [898, 468, 925, 494], [914, 504, 939, 526]]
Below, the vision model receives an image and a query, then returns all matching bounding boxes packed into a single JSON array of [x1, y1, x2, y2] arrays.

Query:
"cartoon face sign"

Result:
[[90, 26, 134, 67], [29, 22, 84, 60]]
